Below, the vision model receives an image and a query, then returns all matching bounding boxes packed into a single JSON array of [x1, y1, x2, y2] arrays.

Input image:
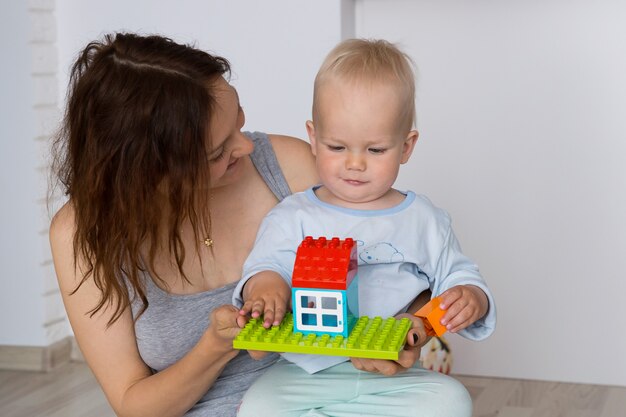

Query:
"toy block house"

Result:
[[233, 235, 418, 360], [291, 236, 359, 337]]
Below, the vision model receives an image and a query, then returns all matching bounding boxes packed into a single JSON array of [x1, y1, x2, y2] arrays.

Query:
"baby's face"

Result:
[[307, 80, 417, 209]]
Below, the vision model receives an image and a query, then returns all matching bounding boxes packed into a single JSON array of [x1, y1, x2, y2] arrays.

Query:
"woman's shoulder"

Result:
[[49, 202, 75, 248], [267, 134, 319, 193], [49, 203, 81, 286]]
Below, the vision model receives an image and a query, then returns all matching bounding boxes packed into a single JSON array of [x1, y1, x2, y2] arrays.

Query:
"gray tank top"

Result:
[[131, 132, 291, 416]]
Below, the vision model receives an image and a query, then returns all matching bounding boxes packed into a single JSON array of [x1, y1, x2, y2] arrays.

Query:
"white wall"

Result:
[[0, 1, 353, 348], [0, 1, 61, 346], [57, 0, 354, 139], [356, 0, 626, 386]]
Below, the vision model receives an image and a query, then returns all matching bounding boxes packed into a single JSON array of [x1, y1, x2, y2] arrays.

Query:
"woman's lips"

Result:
[[227, 158, 239, 170]]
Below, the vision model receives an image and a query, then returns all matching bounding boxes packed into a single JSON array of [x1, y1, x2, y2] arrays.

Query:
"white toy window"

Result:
[[295, 289, 344, 333]]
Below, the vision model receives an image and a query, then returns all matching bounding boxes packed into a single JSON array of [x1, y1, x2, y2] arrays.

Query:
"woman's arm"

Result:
[[50, 204, 240, 417], [268, 134, 319, 192]]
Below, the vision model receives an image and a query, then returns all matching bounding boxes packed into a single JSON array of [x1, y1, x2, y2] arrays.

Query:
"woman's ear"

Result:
[[400, 130, 419, 164], [305, 120, 318, 156]]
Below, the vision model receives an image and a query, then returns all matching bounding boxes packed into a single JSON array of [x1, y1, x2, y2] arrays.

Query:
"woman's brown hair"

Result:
[[51, 33, 230, 325]]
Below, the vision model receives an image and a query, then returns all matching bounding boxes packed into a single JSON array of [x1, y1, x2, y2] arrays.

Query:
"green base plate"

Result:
[[234, 313, 411, 360]]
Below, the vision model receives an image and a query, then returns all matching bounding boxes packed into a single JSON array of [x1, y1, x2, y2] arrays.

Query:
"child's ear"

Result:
[[400, 130, 419, 164], [305, 120, 318, 156]]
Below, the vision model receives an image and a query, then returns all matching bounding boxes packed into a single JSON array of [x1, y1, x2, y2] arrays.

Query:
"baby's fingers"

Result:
[[270, 303, 288, 327], [262, 299, 289, 327], [439, 287, 462, 310], [238, 300, 255, 317], [240, 299, 266, 320], [441, 296, 465, 324], [261, 300, 277, 328], [443, 305, 474, 333]]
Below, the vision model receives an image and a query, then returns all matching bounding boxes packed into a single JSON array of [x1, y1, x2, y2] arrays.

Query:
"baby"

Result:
[[233, 39, 496, 416]]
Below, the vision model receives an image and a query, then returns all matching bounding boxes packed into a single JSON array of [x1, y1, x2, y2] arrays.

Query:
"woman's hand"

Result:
[[350, 313, 429, 376], [208, 305, 247, 351]]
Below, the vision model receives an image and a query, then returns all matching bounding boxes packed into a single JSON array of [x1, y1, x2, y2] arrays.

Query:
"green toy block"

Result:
[[233, 313, 412, 360]]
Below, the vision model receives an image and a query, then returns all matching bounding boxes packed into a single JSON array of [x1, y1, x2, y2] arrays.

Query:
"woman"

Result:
[[50, 32, 318, 416], [50, 33, 458, 417]]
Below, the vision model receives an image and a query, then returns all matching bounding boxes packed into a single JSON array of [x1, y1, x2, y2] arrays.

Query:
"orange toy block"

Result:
[[414, 296, 447, 337]]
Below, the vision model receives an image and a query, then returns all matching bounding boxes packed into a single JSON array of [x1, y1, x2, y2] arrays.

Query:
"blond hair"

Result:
[[313, 38, 416, 130]]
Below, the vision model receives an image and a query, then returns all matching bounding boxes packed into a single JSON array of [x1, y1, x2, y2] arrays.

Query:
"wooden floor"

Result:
[[1, 362, 625, 417], [455, 374, 626, 417], [0, 362, 114, 417]]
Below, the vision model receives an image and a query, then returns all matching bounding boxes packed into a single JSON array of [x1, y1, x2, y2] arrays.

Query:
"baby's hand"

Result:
[[239, 271, 291, 328], [439, 285, 488, 333]]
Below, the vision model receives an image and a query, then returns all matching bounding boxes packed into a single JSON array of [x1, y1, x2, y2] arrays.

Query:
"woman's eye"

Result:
[[209, 149, 226, 163]]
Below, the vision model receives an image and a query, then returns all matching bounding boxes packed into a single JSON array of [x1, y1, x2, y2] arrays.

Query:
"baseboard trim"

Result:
[[0, 336, 73, 372]]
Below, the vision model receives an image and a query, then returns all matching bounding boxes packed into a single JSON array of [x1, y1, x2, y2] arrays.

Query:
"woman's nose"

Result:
[[231, 131, 254, 158]]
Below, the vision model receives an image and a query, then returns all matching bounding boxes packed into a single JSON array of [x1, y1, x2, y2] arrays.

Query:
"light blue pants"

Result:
[[237, 359, 472, 417]]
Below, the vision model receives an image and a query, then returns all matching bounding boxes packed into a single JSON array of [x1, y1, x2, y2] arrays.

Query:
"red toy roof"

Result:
[[292, 236, 358, 290]]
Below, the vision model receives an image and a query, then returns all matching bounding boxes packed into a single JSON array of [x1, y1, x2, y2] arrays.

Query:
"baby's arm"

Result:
[[239, 271, 291, 328], [428, 208, 496, 339], [439, 285, 489, 333]]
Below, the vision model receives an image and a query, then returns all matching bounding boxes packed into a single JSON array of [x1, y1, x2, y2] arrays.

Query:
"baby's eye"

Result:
[[327, 145, 345, 152], [368, 148, 386, 154]]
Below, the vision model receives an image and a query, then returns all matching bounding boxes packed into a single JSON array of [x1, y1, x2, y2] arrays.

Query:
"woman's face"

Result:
[[207, 77, 254, 188]]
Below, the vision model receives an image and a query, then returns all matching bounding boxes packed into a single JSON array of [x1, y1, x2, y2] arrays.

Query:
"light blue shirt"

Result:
[[233, 186, 496, 373]]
